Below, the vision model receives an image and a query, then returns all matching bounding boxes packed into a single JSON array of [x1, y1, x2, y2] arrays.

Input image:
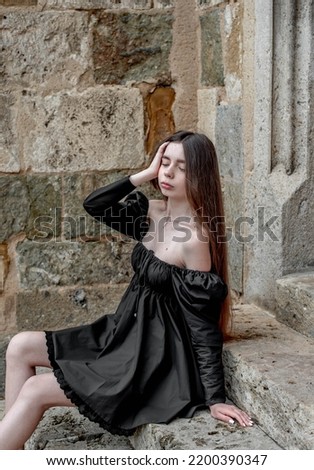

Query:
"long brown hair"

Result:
[[150, 130, 232, 338]]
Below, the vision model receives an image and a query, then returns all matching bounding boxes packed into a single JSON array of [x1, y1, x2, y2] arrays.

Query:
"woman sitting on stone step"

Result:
[[0, 130, 253, 449]]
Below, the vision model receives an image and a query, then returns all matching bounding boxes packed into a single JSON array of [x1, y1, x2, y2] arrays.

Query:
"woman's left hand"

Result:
[[209, 403, 254, 427]]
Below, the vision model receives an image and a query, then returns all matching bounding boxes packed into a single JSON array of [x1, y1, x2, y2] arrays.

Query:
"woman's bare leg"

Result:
[[0, 372, 74, 450], [4, 331, 51, 413]]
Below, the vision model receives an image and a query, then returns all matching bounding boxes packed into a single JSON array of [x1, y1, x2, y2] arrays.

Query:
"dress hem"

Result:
[[45, 331, 136, 437]]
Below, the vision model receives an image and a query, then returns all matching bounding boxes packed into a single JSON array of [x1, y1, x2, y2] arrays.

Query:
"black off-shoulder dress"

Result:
[[45, 176, 228, 436]]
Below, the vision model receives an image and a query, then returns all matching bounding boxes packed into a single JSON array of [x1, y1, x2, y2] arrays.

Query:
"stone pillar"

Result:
[[243, 0, 314, 309]]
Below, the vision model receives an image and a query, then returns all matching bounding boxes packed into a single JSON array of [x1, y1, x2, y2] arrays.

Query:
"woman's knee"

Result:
[[6, 332, 36, 363], [18, 375, 49, 410]]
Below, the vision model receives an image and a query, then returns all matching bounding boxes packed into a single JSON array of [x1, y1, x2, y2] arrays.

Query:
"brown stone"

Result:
[[145, 86, 175, 156], [0, 244, 9, 294]]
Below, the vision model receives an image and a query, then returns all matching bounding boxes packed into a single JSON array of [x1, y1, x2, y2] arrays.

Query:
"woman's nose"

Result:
[[164, 166, 174, 178]]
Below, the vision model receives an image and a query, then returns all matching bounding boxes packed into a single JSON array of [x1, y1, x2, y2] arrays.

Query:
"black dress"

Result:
[[46, 176, 228, 436]]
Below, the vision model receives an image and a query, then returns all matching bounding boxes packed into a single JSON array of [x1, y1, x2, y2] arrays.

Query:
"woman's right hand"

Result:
[[146, 141, 169, 180], [129, 141, 169, 187]]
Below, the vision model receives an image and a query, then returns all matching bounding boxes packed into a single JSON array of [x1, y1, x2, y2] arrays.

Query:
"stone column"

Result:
[[243, 0, 314, 310]]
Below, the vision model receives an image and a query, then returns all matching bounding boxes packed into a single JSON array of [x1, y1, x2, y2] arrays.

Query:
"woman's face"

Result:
[[157, 142, 187, 200]]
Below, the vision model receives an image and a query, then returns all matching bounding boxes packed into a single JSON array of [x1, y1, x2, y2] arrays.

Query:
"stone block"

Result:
[[0, 334, 11, 398], [0, 0, 37, 5], [197, 87, 223, 143], [16, 283, 128, 331], [282, 180, 314, 274], [227, 234, 243, 295], [275, 272, 314, 338], [92, 11, 173, 84], [223, 180, 244, 229], [215, 104, 243, 180], [145, 86, 175, 156], [0, 92, 20, 173], [222, 181, 245, 293], [16, 239, 134, 289], [200, 9, 224, 86], [224, 304, 314, 450], [25, 407, 133, 450], [153, 0, 174, 7], [20, 87, 145, 172], [197, 0, 225, 6], [26, 175, 62, 241], [1, 11, 91, 92], [223, 4, 243, 101], [38, 0, 152, 9], [0, 175, 62, 242], [132, 408, 280, 450], [0, 176, 30, 242]]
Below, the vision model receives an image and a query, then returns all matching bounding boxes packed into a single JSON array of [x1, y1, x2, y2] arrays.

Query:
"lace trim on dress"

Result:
[[45, 331, 135, 437]]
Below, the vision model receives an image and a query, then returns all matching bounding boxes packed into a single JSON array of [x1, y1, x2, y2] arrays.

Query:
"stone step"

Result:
[[223, 304, 314, 450], [275, 271, 314, 338], [19, 404, 280, 450], [1, 303, 313, 450]]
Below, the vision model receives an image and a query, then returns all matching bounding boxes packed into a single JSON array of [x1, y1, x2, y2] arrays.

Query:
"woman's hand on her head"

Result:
[[147, 141, 169, 179], [129, 142, 169, 187], [209, 403, 254, 427]]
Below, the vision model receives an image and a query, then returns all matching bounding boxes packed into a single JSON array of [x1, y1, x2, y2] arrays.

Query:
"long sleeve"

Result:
[[171, 269, 228, 406], [83, 176, 149, 241]]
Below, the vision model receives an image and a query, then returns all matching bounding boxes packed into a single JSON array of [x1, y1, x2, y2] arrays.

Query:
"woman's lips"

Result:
[[160, 182, 173, 190]]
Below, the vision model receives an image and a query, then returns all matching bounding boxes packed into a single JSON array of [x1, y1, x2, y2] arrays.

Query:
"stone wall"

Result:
[[1, 0, 313, 347], [0, 0, 175, 337], [0, 0, 244, 340]]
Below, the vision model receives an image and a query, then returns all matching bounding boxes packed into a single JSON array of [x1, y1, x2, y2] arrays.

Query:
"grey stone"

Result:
[[24, 406, 133, 450], [26, 175, 62, 241], [153, 0, 174, 7], [0, 176, 30, 242], [282, 179, 314, 274], [198, 0, 225, 6], [1, 11, 91, 92], [275, 271, 314, 338], [132, 408, 281, 450], [16, 239, 134, 289], [215, 104, 243, 181], [224, 304, 314, 450], [20, 87, 145, 172], [200, 10, 224, 86], [16, 283, 128, 331], [38, 0, 153, 9], [0, 92, 20, 172], [0, 1, 37, 5], [227, 234, 243, 294], [92, 11, 173, 85]]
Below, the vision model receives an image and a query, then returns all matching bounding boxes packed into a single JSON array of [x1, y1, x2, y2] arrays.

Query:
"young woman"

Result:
[[0, 130, 253, 450]]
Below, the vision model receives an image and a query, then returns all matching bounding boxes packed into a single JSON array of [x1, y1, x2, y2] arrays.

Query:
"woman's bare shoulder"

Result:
[[181, 230, 212, 271]]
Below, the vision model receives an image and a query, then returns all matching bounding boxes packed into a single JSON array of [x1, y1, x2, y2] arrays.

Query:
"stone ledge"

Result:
[[131, 408, 281, 450], [275, 271, 314, 338], [11, 404, 280, 450], [224, 304, 314, 450]]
